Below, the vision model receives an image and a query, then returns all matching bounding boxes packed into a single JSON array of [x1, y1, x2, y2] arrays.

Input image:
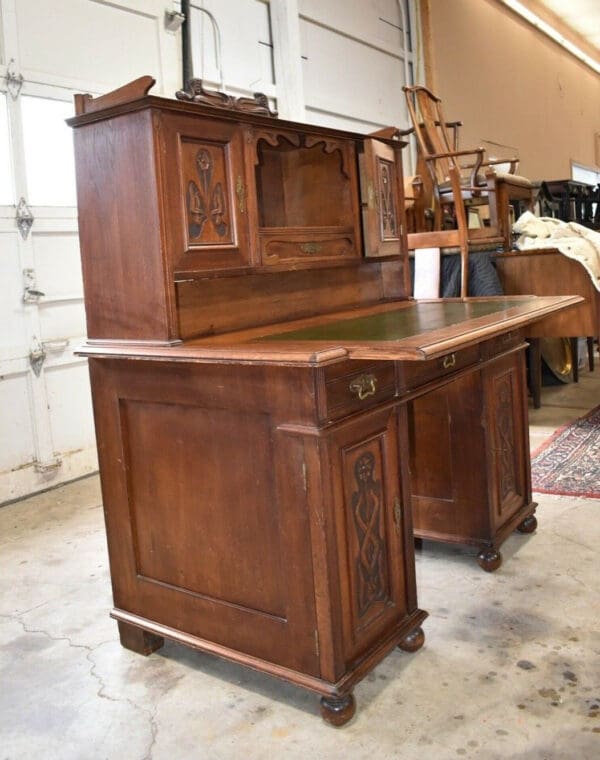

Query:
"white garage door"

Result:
[[0, 0, 180, 503]]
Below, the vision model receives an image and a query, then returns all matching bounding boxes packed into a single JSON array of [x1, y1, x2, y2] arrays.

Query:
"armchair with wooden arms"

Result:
[[403, 85, 534, 296]]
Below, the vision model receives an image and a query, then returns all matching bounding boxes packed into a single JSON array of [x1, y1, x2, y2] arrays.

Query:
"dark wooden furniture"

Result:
[[69, 77, 579, 725], [543, 179, 597, 228], [496, 248, 599, 408]]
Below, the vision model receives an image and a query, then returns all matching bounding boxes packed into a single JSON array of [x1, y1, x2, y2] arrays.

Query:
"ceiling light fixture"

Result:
[[499, 0, 600, 75]]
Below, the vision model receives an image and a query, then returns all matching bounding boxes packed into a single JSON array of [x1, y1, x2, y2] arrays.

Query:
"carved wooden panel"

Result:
[[327, 408, 408, 663], [494, 373, 518, 503], [159, 112, 253, 274], [183, 141, 233, 246], [485, 358, 528, 525], [360, 138, 407, 259], [376, 156, 399, 240], [348, 447, 390, 618]]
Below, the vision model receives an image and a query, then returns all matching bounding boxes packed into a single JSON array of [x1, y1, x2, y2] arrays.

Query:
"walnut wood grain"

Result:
[[495, 249, 600, 338], [71, 78, 581, 723]]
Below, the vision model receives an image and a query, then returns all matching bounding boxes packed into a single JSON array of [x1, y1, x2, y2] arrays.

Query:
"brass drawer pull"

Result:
[[443, 353, 456, 369], [349, 373, 377, 400], [300, 242, 322, 254]]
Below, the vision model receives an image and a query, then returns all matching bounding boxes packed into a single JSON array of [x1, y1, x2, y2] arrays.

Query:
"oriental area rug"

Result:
[[531, 404, 600, 498]]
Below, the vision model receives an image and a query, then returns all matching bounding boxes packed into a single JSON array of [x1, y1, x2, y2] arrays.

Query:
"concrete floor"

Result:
[[1, 365, 599, 760]]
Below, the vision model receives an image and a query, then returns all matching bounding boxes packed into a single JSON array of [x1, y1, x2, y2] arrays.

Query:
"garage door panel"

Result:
[[300, 0, 407, 54], [0, 374, 35, 471], [32, 232, 83, 299], [0, 94, 13, 205], [15, 0, 162, 92], [21, 95, 77, 207], [38, 302, 87, 343], [189, 0, 274, 92], [0, 229, 28, 354], [300, 19, 408, 128], [45, 362, 95, 453]]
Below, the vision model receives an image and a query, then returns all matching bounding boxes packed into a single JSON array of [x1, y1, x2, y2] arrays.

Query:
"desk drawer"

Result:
[[397, 344, 480, 392], [323, 362, 397, 420], [479, 330, 523, 361]]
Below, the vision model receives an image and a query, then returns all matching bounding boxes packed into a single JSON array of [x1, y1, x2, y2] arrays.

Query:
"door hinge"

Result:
[[29, 339, 46, 377], [23, 268, 45, 303], [164, 9, 185, 32], [301, 461, 308, 492], [5, 59, 24, 99], [34, 457, 62, 474], [314, 629, 320, 657], [16, 198, 35, 240]]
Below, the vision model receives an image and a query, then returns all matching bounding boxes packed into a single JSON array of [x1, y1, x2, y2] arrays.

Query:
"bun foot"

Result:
[[398, 626, 425, 653], [517, 515, 538, 534], [477, 548, 502, 572], [320, 693, 356, 727], [117, 620, 164, 655]]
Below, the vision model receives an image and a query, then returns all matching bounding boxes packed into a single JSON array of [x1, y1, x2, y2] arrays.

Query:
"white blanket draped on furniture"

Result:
[[513, 211, 600, 293]]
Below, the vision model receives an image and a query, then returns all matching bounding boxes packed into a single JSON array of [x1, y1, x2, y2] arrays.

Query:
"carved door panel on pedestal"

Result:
[[359, 139, 406, 257], [160, 112, 253, 274], [482, 351, 530, 529], [326, 406, 409, 665]]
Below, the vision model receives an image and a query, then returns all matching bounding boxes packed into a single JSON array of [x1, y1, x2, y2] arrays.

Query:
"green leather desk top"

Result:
[[259, 300, 529, 344]]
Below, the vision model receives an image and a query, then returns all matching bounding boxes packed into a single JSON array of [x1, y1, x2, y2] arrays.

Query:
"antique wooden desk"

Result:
[[69, 77, 579, 725]]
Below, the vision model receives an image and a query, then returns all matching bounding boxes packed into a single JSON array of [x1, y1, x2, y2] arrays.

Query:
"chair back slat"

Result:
[[404, 86, 458, 188]]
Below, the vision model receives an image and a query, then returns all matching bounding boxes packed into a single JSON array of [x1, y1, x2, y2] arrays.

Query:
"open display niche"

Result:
[[253, 130, 362, 266]]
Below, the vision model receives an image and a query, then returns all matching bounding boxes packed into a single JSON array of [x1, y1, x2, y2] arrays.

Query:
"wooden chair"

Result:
[[403, 85, 533, 296]]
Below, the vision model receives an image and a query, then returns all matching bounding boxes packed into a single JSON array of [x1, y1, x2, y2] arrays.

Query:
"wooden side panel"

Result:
[[176, 262, 402, 339], [409, 371, 490, 542], [495, 250, 600, 338], [89, 358, 319, 674], [73, 109, 176, 342], [122, 400, 285, 614]]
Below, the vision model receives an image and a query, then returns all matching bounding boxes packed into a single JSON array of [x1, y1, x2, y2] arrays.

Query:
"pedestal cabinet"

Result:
[[408, 340, 536, 571], [88, 355, 425, 726]]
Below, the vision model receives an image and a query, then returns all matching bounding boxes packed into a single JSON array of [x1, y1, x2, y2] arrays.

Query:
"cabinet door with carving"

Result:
[[359, 139, 406, 258], [325, 405, 415, 665], [159, 112, 253, 274], [482, 349, 530, 529]]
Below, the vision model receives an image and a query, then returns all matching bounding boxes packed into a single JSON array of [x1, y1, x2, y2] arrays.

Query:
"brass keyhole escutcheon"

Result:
[[349, 373, 377, 400]]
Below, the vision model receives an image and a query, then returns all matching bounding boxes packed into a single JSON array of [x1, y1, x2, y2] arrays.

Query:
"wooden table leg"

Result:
[[570, 337, 579, 383], [587, 337, 595, 371]]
